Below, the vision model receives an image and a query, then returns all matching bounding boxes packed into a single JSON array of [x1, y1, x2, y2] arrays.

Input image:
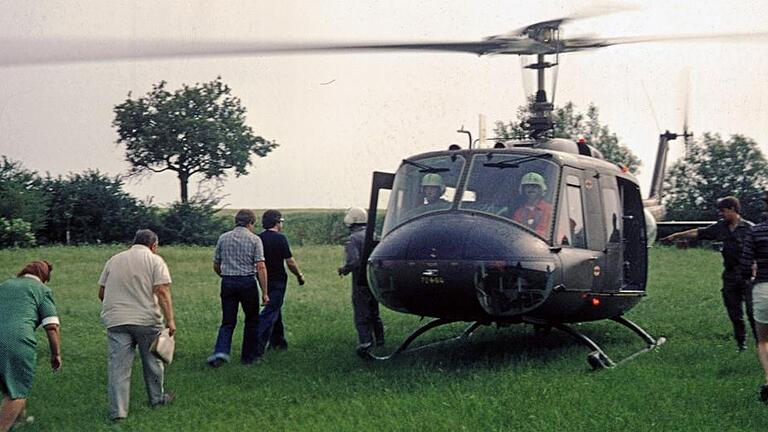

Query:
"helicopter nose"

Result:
[[381, 212, 552, 260], [368, 212, 557, 319]]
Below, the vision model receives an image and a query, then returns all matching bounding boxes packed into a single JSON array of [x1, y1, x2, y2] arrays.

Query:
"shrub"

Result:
[[155, 200, 229, 245], [0, 217, 36, 248], [279, 211, 385, 246], [39, 170, 155, 244], [0, 156, 47, 234]]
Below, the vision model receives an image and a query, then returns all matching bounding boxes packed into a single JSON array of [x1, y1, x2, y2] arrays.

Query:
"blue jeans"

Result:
[[256, 279, 287, 355], [212, 276, 261, 363]]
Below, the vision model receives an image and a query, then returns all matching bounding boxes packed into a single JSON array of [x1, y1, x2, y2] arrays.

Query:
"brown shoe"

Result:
[[152, 392, 176, 408]]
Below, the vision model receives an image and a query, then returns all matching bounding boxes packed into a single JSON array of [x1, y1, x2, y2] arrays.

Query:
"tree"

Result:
[[113, 77, 278, 203], [494, 100, 641, 173], [0, 156, 47, 233], [664, 133, 768, 222]]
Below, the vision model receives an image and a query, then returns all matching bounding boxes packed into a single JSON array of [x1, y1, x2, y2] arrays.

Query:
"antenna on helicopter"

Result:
[[456, 127, 472, 149]]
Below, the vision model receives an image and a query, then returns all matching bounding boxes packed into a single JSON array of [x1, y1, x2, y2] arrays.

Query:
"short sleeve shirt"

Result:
[[698, 219, 753, 271], [0, 275, 59, 398], [0, 275, 59, 346], [214, 226, 265, 276], [98, 245, 172, 328], [259, 230, 292, 282]]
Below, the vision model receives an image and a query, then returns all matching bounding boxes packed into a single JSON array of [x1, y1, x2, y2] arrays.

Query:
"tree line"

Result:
[[0, 157, 228, 247]]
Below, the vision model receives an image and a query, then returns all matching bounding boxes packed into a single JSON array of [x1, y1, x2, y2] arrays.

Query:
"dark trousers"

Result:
[[256, 279, 288, 355], [352, 283, 384, 345], [212, 276, 261, 362], [722, 270, 756, 345]]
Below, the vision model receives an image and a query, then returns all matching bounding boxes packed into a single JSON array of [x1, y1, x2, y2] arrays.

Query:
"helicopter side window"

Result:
[[556, 175, 586, 248], [459, 154, 558, 240], [381, 155, 465, 235], [601, 180, 622, 244]]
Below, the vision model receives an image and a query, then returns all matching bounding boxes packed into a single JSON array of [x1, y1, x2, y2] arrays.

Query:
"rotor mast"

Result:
[[524, 54, 556, 139]]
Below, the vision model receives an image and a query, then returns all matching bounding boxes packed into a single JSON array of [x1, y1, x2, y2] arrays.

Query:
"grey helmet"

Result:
[[343, 207, 368, 227]]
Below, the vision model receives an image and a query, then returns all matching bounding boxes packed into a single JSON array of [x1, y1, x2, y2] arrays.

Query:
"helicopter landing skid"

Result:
[[362, 318, 484, 361], [552, 316, 667, 370]]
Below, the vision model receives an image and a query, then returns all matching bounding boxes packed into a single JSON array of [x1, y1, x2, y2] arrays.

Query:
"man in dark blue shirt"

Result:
[[256, 210, 305, 356], [663, 196, 755, 351]]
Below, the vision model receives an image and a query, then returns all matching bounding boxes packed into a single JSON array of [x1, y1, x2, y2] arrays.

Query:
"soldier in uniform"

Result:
[[338, 207, 384, 357]]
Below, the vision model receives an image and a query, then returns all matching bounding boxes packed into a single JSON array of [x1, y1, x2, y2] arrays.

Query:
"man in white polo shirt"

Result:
[[98, 229, 176, 421]]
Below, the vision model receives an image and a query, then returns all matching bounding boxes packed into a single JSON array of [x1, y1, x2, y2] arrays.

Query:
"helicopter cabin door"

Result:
[[598, 174, 623, 292], [580, 168, 612, 293], [555, 168, 603, 293]]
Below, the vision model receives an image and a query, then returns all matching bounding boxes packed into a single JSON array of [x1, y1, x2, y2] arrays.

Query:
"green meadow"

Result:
[[2, 245, 768, 431]]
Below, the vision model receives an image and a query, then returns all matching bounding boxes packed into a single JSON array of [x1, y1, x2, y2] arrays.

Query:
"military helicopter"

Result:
[[3, 9, 765, 369], [344, 17, 763, 369]]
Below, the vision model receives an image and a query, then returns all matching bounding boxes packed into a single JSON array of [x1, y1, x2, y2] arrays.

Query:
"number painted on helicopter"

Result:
[[421, 276, 445, 284]]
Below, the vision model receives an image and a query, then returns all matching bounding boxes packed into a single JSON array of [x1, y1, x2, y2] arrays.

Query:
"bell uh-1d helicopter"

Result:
[[350, 18, 764, 369], [3, 10, 765, 369]]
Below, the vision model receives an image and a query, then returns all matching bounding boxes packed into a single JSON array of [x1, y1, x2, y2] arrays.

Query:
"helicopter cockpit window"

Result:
[[459, 153, 558, 239], [381, 155, 465, 235]]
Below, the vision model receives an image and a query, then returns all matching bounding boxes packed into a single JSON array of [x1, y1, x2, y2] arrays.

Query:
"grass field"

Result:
[[2, 245, 768, 431]]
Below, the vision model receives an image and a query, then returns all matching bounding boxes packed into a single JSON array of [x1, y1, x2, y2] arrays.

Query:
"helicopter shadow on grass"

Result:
[[366, 320, 645, 372]]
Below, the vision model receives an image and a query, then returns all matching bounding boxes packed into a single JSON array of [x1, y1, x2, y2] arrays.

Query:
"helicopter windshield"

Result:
[[458, 153, 559, 240], [382, 154, 466, 235]]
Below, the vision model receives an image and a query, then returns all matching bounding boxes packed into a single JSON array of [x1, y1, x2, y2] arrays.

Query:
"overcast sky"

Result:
[[1, 1, 767, 209]]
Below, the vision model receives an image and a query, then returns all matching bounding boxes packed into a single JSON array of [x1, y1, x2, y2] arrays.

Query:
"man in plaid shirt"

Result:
[[207, 209, 269, 366]]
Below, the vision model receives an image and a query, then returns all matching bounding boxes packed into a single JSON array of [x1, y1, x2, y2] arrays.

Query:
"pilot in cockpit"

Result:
[[508, 171, 553, 237], [419, 173, 451, 211]]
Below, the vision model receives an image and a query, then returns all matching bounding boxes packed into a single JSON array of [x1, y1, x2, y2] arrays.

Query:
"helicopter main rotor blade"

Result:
[[0, 38, 547, 67], [4, 28, 768, 67], [561, 32, 768, 52]]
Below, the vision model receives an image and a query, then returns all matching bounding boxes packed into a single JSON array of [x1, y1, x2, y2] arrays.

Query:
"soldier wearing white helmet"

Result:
[[338, 207, 384, 356]]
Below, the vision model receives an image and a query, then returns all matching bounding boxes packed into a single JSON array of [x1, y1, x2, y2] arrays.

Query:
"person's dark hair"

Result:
[[235, 209, 257, 227], [18, 260, 53, 283], [133, 229, 158, 247], [262, 209, 283, 229], [717, 196, 740, 213]]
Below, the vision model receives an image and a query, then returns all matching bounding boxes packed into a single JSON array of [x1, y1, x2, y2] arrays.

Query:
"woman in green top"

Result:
[[0, 260, 61, 432]]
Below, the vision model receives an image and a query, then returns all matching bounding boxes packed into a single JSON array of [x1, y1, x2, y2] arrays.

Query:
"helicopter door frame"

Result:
[[362, 171, 395, 287], [617, 177, 648, 292]]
